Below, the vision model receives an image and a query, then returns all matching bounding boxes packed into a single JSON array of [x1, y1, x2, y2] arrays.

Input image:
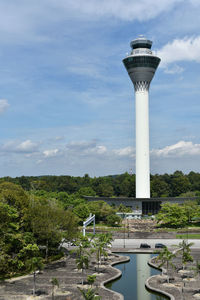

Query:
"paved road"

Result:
[[112, 238, 200, 249]]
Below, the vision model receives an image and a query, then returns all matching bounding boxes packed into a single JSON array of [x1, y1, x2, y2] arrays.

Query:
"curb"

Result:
[[146, 252, 181, 300], [145, 275, 175, 300], [100, 253, 130, 300]]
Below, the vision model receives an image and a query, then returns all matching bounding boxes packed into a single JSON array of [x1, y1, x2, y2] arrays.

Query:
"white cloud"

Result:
[[0, 99, 9, 114], [66, 140, 107, 156], [55, 136, 65, 141], [151, 141, 200, 157], [114, 146, 134, 157], [16, 140, 38, 152], [2, 139, 38, 154], [43, 149, 59, 158], [0, 0, 185, 44], [95, 145, 107, 154], [158, 36, 200, 67], [52, 0, 183, 21], [164, 64, 184, 74]]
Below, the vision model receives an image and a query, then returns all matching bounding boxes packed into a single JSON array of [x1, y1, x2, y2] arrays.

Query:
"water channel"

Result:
[[106, 253, 168, 300]]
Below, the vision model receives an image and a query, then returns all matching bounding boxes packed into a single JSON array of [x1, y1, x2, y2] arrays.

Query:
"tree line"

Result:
[[1, 170, 200, 197], [0, 181, 124, 278], [0, 182, 79, 278]]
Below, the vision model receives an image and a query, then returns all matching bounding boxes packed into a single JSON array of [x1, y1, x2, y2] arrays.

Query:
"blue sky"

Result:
[[0, 0, 200, 177]]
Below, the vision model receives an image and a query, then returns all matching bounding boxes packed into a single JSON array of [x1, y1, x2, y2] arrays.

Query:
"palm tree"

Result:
[[78, 287, 101, 300], [51, 277, 59, 300], [194, 260, 200, 278], [26, 256, 43, 296], [91, 240, 104, 273], [97, 233, 113, 261], [91, 233, 113, 272], [156, 247, 175, 283], [98, 233, 113, 248], [175, 240, 194, 270], [73, 236, 91, 258], [76, 255, 89, 285], [87, 275, 96, 286]]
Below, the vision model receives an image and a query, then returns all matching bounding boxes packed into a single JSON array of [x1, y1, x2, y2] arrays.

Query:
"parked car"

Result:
[[140, 243, 151, 248], [155, 243, 166, 248]]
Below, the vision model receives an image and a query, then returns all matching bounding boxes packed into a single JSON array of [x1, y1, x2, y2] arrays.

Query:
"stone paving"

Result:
[[0, 252, 128, 300], [1, 247, 200, 299], [147, 249, 200, 300]]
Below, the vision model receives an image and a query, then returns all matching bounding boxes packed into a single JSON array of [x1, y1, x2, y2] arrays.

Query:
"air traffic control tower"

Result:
[[123, 37, 160, 198]]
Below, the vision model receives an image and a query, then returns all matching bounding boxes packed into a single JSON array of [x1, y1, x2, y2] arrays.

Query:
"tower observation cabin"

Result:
[[123, 37, 160, 89]]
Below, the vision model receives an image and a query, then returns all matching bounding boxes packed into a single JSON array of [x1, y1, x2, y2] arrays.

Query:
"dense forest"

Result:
[[1, 170, 200, 198]]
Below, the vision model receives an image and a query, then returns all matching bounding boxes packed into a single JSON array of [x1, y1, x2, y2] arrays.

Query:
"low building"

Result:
[[84, 196, 198, 215]]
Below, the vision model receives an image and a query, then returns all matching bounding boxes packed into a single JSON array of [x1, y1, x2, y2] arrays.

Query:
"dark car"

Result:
[[140, 243, 151, 248], [155, 243, 166, 248]]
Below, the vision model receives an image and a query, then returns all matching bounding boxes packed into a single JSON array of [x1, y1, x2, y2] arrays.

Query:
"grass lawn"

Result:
[[176, 233, 200, 239]]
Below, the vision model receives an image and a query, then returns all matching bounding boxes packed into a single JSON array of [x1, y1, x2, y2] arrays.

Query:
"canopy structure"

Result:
[[83, 213, 95, 237]]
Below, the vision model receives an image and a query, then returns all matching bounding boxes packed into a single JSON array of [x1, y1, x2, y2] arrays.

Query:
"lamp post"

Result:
[[123, 213, 126, 248], [127, 220, 130, 238]]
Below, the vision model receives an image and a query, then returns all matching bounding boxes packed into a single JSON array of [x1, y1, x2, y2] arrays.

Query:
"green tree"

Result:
[[106, 214, 121, 227], [194, 260, 200, 278], [151, 177, 170, 197], [97, 233, 113, 261], [51, 277, 59, 300], [0, 252, 10, 278], [73, 236, 91, 258], [188, 171, 200, 191], [73, 203, 90, 221], [170, 171, 191, 196], [0, 202, 19, 238], [91, 240, 104, 273], [26, 256, 44, 296], [16, 176, 31, 191], [76, 255, 89, 285], [117, 203, 132, 212], [113, 173, 135, 197], [28, 199, 65, 260], [0, 182, 29, 217], [87, 275, 96, 286], [61, 209, 79, 243], [91, 234, 113, 272], [156, 247, 175, 282], [16, 243, 42, 271], [175, 240, 194, 270], [183, 201, 200, 223], [95, 183, 114, 197], [87, 201, 114, 223], [156, 203, 187, 228], [78, 287, 101, 300], [77, 187, 96, 198]]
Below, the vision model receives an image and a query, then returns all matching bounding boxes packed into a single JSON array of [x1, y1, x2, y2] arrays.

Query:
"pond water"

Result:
[[106, 253, 168, 300]]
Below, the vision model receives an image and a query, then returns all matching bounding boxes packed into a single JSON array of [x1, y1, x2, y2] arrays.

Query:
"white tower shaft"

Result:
[[135, 89, 150, 198]]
